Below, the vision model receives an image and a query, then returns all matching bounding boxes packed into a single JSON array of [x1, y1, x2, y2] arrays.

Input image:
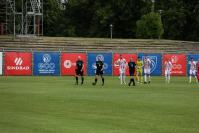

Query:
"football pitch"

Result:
[[0, 76, 198, 133]]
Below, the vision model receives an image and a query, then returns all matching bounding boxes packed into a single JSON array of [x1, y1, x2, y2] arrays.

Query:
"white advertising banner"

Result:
[[0, 52, 2, 75]]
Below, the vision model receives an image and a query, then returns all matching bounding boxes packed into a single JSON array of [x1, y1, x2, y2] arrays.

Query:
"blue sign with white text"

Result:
[[87, 53, 112, 76], [33, 52, 60, 76], [187, 54, 199, 75], [138, 53, 162, 76]]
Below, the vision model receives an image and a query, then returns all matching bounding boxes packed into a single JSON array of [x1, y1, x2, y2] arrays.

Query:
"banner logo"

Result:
[[38, 54, 55, 70], [64, 60, 76, 69], [171, 56, 182, 70], [14, 58, 23, 65], [43, 54, 51, 63], [92, 54, 108, 70], [7, 57, 30, 70], [96, 54, 104, 61], [171, 56, 178, 63]]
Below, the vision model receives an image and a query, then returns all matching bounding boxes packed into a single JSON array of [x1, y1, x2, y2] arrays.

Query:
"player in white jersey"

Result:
[[189, 58, 197, 83], [164, 59, 172, 83], [144, 57, 151, 84], [116, 55, 127, 85]]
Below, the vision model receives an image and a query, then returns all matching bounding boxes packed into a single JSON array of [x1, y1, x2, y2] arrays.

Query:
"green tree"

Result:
[[43, 0, 62, 36], [136, 12, 164, 39]]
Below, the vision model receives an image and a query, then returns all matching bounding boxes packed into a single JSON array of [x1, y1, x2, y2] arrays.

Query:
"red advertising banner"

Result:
[[61, 53, 87, 76], [4, 52, 32, 75], [113, 53, 137, 76], [163, 54, 187, 76]]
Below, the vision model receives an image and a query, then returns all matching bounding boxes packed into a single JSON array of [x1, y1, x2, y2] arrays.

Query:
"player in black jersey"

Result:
[[75, 56, 84, 85], [92, 56, 105, 86], [128, 57, 136, 86]]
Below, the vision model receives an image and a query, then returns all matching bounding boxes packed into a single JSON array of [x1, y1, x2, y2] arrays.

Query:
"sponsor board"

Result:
[[113, 53, 137, 76], [33, 52, 60, 75], [138, 53, 162, 75], [0, 52, 2, 75], [4, 52, 32, 75], [87, 53, 112, 75], [187, 54, 199, 75], [163, 54, 186, 76], [61, 53, 87, 75]]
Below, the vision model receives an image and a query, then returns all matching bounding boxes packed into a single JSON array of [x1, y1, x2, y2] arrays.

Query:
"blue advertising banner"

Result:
[[187, 54, 199, 75], [138, 53, 162, 76], [87, 53, 112, 76], [33, 52, 60, 76]]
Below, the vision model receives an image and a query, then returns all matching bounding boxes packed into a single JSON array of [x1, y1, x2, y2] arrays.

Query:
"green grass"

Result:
[[0, 76, 198, 133]]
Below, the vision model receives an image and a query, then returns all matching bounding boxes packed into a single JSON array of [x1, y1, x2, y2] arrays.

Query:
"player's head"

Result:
[[191, 58, 193, 61], [120, 54, 123, 59], [77, 56, 81, 60], [138, 57, 141, 61], [130, 57, 133, 62]]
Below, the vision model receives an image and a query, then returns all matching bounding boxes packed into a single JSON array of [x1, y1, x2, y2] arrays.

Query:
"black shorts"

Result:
[[129, 70, 135, 76], [76, 69, 83, 76], [96, 69, 103, 75]]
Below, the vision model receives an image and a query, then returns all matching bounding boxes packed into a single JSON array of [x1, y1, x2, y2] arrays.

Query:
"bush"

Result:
[[136, 12, 164, 39]]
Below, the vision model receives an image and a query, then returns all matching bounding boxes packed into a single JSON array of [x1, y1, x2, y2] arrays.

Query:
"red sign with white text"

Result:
[[4, 52, 32, 75], [61, 53, 87, 75], [163, 54, 186, 76], [113, 53, 137, 76]]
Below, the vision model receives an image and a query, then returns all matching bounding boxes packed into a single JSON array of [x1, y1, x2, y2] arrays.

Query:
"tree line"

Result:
[[43, 0, 199, 41]]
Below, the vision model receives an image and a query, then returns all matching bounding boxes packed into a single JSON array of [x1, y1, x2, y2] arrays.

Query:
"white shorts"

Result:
[[144, 69, 151, 74], [165, 70, 171, 76], [189, 70, 196, 76], [119, 69, 126, 75]]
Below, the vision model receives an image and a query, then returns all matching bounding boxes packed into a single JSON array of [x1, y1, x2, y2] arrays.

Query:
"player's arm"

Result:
[[101, 62, 104, 71], [141, 61, 144, 68], [124, 60, 127, 68], [115, 59, 120, 66], [81, 63, 84, 72], [75, 61, 78, 69], [170, 62, 173, 71]]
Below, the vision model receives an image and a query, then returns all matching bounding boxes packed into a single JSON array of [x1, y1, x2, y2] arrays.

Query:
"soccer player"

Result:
[[75, 56, 84, 85], [116, 54, 127, 85], [164, 58, 172, 84], [136, 57, 143, 84], [128, 57, 136, 86], [188, 58, 197, 83], [143, 56, 151, 84], [92, 56, 105, 86], [197, 59, 199, 83]]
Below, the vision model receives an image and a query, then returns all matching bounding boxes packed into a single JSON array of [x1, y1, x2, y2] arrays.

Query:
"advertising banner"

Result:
[[0, 52, 2, 75], [87, 53, 112, 76], [61, 53, 87, 75], [138, 53, 162, 76], [33, 52, 60, 76], [4, 52, 32, 76], [187, 54, 199, 75], [113, 53, 137, 76], [163, 54, 186, 76]]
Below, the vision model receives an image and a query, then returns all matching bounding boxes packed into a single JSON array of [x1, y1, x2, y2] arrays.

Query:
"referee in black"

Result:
[[75, 56, 84, 85], [92, 56, 105, 86], [128, 57, 136, 86]]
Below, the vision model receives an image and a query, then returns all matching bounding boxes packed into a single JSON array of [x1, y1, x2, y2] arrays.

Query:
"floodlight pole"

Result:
[[110, 24, 113, 39], [151, 0, 155, 12], [158, 10, 163, 39]]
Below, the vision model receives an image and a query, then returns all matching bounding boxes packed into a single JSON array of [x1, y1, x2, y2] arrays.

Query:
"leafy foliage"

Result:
[[136, 12, 163, 39], [19, 0, 199, 41]]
